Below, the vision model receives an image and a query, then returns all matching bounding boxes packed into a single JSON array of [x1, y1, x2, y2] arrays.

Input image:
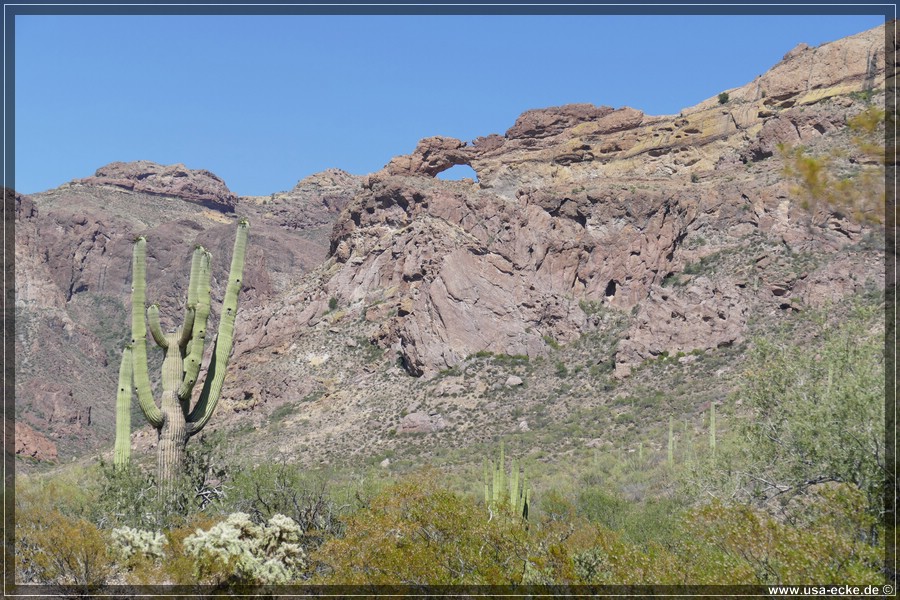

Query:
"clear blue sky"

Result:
[[15, 13, 885, 196]]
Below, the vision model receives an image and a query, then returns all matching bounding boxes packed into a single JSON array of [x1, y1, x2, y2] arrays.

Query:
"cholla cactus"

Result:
[[572, 547, 607, 583], [111, 526, 168, 562], [184, 512, 306, 585]]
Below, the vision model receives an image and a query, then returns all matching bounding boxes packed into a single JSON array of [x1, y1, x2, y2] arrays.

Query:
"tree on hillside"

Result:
[[779, 105, 887, 226], [729, 305, 886, 524]]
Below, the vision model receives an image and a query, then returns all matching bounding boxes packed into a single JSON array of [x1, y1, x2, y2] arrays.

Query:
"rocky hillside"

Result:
[[14, 23, 889, 469], [14, 167, 360, 460]]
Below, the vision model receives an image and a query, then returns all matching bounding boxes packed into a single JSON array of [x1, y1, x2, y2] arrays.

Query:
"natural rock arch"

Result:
[[435, 163, 479, 182]]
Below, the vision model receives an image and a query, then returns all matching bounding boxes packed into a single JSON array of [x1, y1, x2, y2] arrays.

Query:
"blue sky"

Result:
[[14, 13, 885, 196]]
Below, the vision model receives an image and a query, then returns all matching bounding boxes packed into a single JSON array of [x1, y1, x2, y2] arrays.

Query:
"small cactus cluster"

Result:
[[184, 512, 307, 585], [666, 403, 718, 468], [482, 441, 529, 520], [111, 526, 168, 562]]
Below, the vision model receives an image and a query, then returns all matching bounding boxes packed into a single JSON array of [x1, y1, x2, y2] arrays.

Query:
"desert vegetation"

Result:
[[14, 296, 889, 591]]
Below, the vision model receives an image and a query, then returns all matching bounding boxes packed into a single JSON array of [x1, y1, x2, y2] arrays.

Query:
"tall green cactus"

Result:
[[113, 346, 133, 468], [122, 219, 249, 493], [482, 442, 529, 520], [667, 416, 674, 468]]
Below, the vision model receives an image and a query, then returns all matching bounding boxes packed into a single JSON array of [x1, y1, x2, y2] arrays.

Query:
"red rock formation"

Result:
[[77, 160, 238, 212], [15, 422, 58, 462], [303, 22, 888, 377]]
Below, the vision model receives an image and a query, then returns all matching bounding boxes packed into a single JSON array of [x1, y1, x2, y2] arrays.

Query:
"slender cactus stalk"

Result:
[[114, 346, 133, 468], [509, 458, 519, 508], [178, 248, 211, 402], [483, 459, 490, 505], [492, 459, 500, 504], [667, 416, 674, 468], [709, 402, 717, 457], [519, 473, 530, 519]]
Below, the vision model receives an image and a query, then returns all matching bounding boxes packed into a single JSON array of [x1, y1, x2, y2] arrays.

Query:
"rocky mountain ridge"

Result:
[[253, 23, 886, 378], [13, 23, 890, 466]]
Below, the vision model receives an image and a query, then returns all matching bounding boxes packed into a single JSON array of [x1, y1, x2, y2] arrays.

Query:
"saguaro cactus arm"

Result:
[[187, 219, 249, 435], [178, 250, 212, 402], [177, 306, 196, 349], [114, 346, 134, 468], [147, 304, 169, 349], [130, 237, 163, 428], [181, 247, 206, 356]]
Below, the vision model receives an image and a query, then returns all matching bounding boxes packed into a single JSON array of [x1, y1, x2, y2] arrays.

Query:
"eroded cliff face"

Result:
[[14, 23, 890, 464], [252, 23, 887, 378]]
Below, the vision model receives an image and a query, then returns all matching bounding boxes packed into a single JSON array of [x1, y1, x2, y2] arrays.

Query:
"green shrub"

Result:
[[717, 92, 729, 104], [270, 402, 298, 421], [15, 504, 116, 589], [312, 471, 531, 585], [95, 432, 227, 530], [736, 305, 885, 516], [577, 487, 629, 531], [554, 361, 569, 377], [690, 487, 885, 584], [94, 461, 158, 529], [224, 460, 344, 546]]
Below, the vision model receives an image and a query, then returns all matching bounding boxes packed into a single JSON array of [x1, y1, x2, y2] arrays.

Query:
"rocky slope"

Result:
[[14, 23, 890, 468], [14, 168, 360, 460]]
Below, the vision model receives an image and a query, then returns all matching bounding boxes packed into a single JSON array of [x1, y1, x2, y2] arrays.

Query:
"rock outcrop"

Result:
[[76, 160, 239, 212], [290, 23, 887, 377], [15, 422, 58, 462]]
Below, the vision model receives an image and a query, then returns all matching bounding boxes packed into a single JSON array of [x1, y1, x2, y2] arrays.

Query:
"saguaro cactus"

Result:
[[125, 219, 249, 493], [482, 442, 529, 520], [667, 417, 674, 468]]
